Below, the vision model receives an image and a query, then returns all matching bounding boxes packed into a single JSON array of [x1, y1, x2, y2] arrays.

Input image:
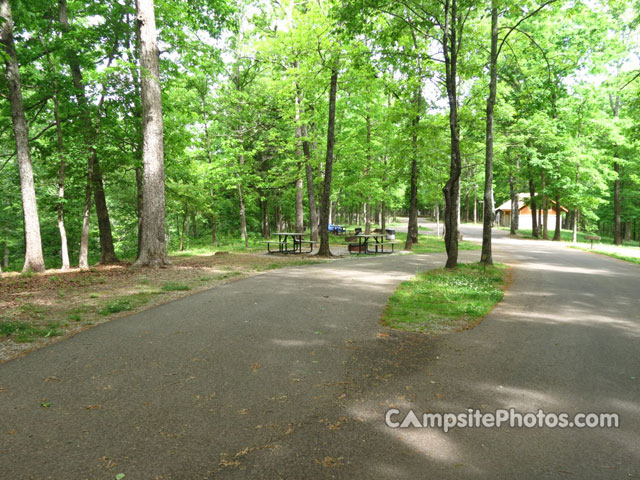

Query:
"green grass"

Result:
[[19, 303, 47, 319], [395, 232, 480, 254], [501, 227, 638, 247], [569, 246, 640, 265], [256, 260, 324, 271], [67, 313, 83, 322], [0, 321, 64, 343], [382, 263, 508, 333], [161, 282, 191, 292], [98, 293, 154, 316]]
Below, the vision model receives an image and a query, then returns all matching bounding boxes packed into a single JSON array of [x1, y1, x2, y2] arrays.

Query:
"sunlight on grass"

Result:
[[396, 233, 480, 254], [382, 263, 508, 333], [568, 246, 640, 265]]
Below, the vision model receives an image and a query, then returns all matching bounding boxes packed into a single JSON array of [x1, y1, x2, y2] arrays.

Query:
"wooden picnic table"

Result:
[[347, 233, 397, 255], [265, 232, 317, 254]]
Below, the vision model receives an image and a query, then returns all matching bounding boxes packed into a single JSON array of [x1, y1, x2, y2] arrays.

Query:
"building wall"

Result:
[[499, 212, 559, 231]]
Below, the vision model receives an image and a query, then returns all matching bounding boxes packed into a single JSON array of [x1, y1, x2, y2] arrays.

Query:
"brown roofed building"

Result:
[[495, 193, 568, 230]]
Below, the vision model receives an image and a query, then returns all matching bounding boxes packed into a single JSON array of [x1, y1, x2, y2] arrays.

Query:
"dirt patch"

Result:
[[0, 252, 325, 363]]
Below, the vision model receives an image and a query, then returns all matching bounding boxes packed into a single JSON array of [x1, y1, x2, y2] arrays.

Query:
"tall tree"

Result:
[[1, 0, 45, 273], [58, 0, 120, 267], [442, 0, 464, 269], [133, 0, 169, 267], [317, 68, 338, 257]]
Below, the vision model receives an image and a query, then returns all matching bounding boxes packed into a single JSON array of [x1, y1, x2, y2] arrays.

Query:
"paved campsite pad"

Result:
[[1, 228, 639, 479]]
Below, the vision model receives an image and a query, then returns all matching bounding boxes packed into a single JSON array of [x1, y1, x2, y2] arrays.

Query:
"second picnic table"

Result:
[[347, 233, 396, 254], [265, 232, 317, 254]]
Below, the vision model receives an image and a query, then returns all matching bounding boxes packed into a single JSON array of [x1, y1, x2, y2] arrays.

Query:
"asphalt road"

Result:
[[1, 225, 639, 479]]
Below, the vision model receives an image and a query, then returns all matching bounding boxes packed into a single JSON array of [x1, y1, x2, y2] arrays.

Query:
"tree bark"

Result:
[[133, 0, 169, 267], [302, 132, 318, 242], [481, 1, 498, 265], [613, 161, 622, 245], [624, 221, 631, 242], [293, 74, 305, 234], [1, 0, 45, 273], [529, 178, 538, 238], [135, 166, 144, 256], [511, 158, 520, 234], [404, 91, 421, 250], [572, 209, 579, 242], [442, 0, 462, 268], [78, 151, 95, 270], [509, 173, 518, 235], [542, 170, 549, 239], [93, 159, 119, 263], [553, 194, 562, 241], [317, 69, 338, 257], [262, 197, 270, 239]]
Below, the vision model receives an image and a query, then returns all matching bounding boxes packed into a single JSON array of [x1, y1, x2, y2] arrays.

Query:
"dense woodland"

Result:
[[1, 0, 639, 273]]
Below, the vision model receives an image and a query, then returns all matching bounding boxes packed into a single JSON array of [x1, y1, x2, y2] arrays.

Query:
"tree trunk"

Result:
[[295, 177, 304, 233], [1, 0, 45, 273], [136, 167, 144, 256], [133, 0, 169, 267], [262, 198, 270, 239], [317, 68, 338, 257], [572, 209, 579, 242], [442, 0, 462, 268], [179, 209, 187, 251], [237, 179, 248, 247], [78, 151, 95, 270], [93, 159, 119, 263], [509, 172, 518, 235], [60, 0, 119, 266], [553, 194, 562, 241], [404, 91, 421, 250], [208, 213, 217, 246], [511, 159, 520, 234], [435, 199, 441, 238], [464, 190, 470, 223], [2, 242, 8, 270], [293, 76, 305, 234], [301, 124, 318, 242], [613, 161, 622, 245], [364, 202, 371, 234], [44, 39, 71, 270], [624, 221, 631, 242], [529, 178, 538, 238], [542, 171, 549, 240], [481, 1, 498, 265]]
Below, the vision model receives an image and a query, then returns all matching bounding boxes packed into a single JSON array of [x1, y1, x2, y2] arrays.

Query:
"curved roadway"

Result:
[[0, 224, 638, 479]]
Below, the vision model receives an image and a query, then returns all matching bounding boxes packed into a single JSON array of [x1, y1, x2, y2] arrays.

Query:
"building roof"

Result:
[[496, 193, 568, 213], [496, 193, 530, 213]]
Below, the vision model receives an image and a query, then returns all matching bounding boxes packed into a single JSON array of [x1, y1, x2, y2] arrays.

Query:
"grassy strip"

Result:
[[403, 233, 480, 254], [382, 263, 508, 333], [499, 227, 639, 247], [568, 246, 640, 265], [0, 321, 63, 343]]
